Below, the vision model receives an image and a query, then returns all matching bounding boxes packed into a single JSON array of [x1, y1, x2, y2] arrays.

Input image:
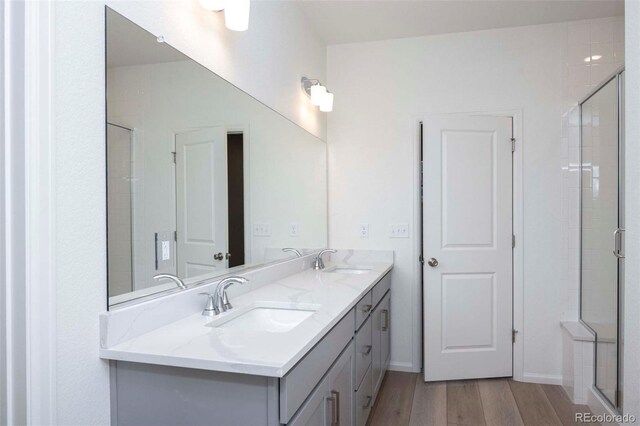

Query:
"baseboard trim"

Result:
[[519, 373, 563, 385], [388, 361, 418, 373]]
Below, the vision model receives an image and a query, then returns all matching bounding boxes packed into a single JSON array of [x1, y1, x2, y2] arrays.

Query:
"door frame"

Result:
[[414, 108, 524, 382]]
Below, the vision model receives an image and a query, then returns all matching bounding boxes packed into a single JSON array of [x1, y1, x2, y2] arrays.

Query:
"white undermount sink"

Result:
[[325, 266, 372, 275], [207, 302, 319, 333]]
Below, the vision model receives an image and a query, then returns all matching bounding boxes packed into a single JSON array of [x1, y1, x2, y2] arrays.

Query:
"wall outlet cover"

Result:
[[359, 223, 369, 238], [289, 222, 299, 237]]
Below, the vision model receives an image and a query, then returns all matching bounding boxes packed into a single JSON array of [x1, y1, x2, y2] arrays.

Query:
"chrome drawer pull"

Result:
[[381, 309, 389, 331], [328, 390, 340, 426], [362, 345, 372, 355], [361, 304, 372, 313]]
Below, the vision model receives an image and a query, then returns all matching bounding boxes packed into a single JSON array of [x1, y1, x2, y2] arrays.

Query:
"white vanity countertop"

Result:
[[100, 261, 392, 377]]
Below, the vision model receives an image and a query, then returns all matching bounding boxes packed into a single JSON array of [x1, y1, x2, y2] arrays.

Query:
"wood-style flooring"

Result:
[[367, 372, 598, 426]]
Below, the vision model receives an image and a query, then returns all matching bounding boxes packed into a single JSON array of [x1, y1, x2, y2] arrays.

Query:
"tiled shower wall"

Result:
[[561, 17, 625, 322]]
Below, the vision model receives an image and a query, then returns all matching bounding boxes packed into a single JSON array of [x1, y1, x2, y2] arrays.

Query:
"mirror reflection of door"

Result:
[[175, 127, 229, 278]]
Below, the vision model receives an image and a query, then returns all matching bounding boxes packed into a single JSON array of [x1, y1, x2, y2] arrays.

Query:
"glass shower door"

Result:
[[580, 74, 623, 408]]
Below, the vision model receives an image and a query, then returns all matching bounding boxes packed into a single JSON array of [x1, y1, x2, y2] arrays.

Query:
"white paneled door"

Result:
[[176, 127, 229, 278], [423, 115, 513, 381]]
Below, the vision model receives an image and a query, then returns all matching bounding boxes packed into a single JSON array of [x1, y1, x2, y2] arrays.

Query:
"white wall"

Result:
[[53, 1, 327, 423], [623, 0, 640, 419], [327, 23, 571, 378]]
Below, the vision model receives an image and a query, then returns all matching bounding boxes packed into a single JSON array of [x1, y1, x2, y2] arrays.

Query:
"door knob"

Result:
[[213, 252, 224, 261], [427, 257, 439, 267]]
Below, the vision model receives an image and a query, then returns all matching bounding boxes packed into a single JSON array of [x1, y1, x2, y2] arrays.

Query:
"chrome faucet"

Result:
[[199, 276, 249, 316], [312, 249, 337, 270], [282, 248, 303, 257], [153, 273, 187, 290]]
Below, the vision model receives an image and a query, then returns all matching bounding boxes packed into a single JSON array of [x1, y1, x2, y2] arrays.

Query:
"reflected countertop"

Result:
[[99, 260, 393, 377]]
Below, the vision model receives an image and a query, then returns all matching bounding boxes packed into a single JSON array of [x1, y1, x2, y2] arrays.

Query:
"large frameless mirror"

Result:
[[106, 8, 327, 307], [580, 70, 624, 409]]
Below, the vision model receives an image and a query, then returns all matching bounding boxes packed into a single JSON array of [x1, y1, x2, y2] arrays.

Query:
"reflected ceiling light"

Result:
[[199, 0, 225, 12], [584, 55, 602, 63], [301, 77, 334, 113], [225, 0, 250, 31], [199, 0, 250, 32]]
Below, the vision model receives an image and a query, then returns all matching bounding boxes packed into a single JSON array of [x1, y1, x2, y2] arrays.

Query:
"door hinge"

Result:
[[174, 230, 177, 241], [512, 329, 519, 343], [510, 138, 516, 152], [419, 255, 425, 265], [172, 151, 176, 163], [512, 234, 516, 248]]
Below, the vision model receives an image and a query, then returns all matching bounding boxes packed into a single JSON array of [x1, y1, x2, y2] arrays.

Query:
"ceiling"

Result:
[[107, 9, 187, 68], [295, 0, 624, 45]]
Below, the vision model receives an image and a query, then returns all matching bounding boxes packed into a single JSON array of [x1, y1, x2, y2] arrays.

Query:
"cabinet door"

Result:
[[371, 304, 383, 396], [380, 293, 391, 369], [328, 343, 353, 426], [289, 341, 354, 426]]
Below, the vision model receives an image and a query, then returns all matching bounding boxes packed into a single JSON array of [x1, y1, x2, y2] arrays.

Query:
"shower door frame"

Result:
[[578, 65, 625, 411]]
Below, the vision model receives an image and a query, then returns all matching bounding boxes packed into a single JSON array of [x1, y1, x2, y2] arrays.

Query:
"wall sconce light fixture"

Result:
[[199, 0, 250, 32], [301, 77, 333, 113]]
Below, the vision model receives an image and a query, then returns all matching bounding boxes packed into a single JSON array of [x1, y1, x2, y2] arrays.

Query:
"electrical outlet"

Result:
[[289, 222, 299, 237], [390, 223, 409, 238], [359, 223, 369, 238], [253, 223, 272, 237]]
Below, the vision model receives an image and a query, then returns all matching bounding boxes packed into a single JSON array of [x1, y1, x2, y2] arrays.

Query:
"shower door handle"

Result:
[[613, 228, 625, 258]]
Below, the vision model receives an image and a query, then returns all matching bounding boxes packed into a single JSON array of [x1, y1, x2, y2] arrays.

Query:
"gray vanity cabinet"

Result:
[[288, 341, 354, 426], [109, 272, 392, 426]]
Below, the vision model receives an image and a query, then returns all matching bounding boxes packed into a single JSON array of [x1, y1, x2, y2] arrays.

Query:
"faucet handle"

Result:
[[199, 292, 220, 316]]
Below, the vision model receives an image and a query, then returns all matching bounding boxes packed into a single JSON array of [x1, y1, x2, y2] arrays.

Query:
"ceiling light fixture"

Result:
[[199, 0, 250, 32], [301, 77, 334, 113]]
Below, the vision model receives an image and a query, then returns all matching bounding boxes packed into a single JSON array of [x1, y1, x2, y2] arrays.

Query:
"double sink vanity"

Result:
[[100, 250, 393, 425], [102, 8, 392, 425]]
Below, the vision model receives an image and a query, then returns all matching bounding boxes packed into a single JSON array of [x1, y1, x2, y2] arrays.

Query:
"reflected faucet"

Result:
[[312, 249, 337, 270], [282, 248, 303, 257], [153, 273, 187, 290]]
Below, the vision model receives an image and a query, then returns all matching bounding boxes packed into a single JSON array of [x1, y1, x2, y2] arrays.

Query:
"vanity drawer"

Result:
[[355, 291, 373, 331], [280, 309, 355, 424], [355, 315, 372, 390], [355, 365, 373, 426], [372, 272, 391, 308]]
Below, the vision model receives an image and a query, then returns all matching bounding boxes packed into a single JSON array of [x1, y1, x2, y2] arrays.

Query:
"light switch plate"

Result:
[[154, 231, 175, 270], [390, 223, 409, 238], [359, 223, 369, 238], [161, 241, 171, 260], [289, 222, 299, 237], [253, 223, 272, 237]]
